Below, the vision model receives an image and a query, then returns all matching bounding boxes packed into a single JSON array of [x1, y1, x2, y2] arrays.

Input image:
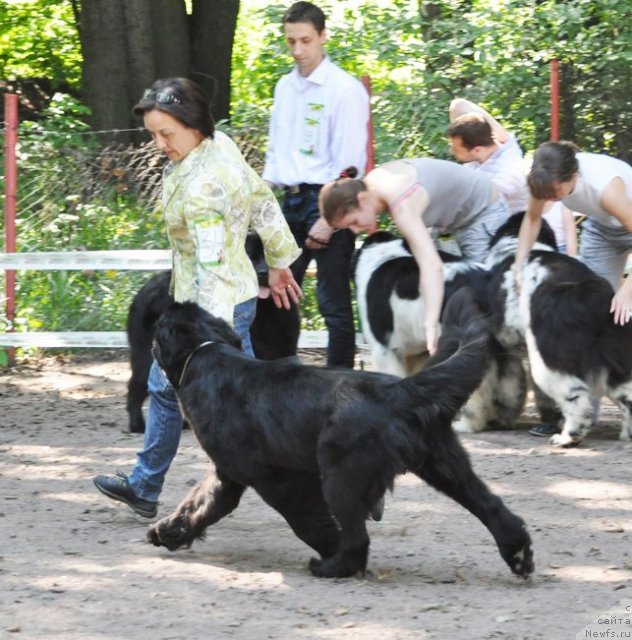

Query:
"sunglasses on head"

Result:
[[143, 89, 182, 104]]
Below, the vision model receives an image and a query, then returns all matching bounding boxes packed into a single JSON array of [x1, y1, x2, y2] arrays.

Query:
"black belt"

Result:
[[284, 183, 323, 195]]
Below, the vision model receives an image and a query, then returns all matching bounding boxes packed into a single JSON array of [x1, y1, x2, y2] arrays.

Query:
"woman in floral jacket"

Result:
[[94, 77, 301, 518]]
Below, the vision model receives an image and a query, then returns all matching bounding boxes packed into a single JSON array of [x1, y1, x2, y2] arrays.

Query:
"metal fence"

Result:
[[0, 94, 314, 351]]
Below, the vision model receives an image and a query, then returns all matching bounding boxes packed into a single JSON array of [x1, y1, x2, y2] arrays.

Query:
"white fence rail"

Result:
[[0, 250, 172, 271], [0, 250, 351, 350]]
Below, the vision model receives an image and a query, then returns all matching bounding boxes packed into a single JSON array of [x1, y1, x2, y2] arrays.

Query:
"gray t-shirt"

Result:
[[563, 152, 632, 229], [402, 158, 495, 231]]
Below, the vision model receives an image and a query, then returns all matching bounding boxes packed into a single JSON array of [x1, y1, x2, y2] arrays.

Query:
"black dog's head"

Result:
[[153, 302, 242, 388]]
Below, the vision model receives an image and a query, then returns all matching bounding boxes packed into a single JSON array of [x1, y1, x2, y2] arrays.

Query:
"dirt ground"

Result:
[[2, 349, 632, 640]]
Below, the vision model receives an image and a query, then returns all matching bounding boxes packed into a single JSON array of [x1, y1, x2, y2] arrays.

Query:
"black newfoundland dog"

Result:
[[147, 291, 534, 580], [125, 233, 300, 433]]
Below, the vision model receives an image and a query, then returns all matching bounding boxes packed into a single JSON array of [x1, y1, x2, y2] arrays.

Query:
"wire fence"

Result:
[[8, 123, 267, 248], [0, 118, 274, 342]]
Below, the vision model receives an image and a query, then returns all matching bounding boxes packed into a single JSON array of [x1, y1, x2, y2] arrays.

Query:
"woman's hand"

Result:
[[610, 280, 632, 326], [268, 267, 302, 310], [512, 261, 522, 294]]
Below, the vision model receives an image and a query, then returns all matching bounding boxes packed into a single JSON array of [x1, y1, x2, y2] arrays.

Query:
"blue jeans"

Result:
[[128, 298, 256, 502], [282, 187, 356, 368], [453, 199, 511, 263]]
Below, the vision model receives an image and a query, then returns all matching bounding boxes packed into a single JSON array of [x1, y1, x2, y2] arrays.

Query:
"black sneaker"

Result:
[[93, 472, 158, 518], [529, 422, 561, 437]]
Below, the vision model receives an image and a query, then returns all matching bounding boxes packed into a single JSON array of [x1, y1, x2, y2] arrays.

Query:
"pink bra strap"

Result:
[[389, 182, 423, 211]]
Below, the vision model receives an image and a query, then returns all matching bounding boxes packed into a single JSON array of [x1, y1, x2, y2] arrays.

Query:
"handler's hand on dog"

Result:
[[269, 268, 302, 310], [610, 289, 632, 326], [305, 217, 333, 250]]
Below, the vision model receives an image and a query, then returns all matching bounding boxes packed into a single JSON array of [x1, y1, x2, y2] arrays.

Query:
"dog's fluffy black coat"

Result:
[[125, 233, 300, 433], [147, 295, 534, 580]]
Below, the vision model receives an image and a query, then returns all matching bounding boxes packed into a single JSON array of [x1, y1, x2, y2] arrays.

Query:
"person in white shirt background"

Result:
[[448, 98, 528, 215], [448, 101, 580, 437], [516, 141, 632, 322], [263, 1, 369, 368]]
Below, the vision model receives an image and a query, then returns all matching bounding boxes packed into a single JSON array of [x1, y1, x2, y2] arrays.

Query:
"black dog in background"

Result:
[[147, 291, 533, 580], [126, 233, 300, 433]]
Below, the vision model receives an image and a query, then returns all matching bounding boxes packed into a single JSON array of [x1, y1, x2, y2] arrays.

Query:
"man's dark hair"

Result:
[[283, 1, 326, 33], [447, 113, 494, 149]]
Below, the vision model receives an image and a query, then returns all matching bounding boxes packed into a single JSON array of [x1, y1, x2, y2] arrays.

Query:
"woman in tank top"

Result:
[[514, 141, 632, 325], [319, 158, 510, 355]]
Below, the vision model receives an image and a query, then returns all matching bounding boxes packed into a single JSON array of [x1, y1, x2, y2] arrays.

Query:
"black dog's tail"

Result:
[[399, 286, 491, 425]]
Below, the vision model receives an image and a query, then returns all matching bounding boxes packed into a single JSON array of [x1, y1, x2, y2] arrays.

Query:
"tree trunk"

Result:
[[559, 61, 575, 142], [79, 0, 189, 142], [149, 0, 190, 80], [79, 0, 130, 138], [190, 0, 240, 123]]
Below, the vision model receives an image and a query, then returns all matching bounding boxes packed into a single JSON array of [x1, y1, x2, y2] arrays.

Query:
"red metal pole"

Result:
[[360, 75, 375, 172], [550, 59, 560, 141], [4, 93, 18, 365]]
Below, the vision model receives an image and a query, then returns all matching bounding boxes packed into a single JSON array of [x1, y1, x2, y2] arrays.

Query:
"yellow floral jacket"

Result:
[[161, 132, 301, 324]]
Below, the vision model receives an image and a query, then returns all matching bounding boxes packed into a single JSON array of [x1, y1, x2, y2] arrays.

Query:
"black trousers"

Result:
[[282, 187, 356, 368]]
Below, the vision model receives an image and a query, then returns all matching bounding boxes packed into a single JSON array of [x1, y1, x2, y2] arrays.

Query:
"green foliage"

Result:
[[3, 0, 632, 345], [7, 94, 165, 336], [0, 0, 81, 85]]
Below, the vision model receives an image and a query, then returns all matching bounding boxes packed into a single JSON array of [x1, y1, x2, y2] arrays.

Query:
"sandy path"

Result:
[[2, 351, 632, 639]]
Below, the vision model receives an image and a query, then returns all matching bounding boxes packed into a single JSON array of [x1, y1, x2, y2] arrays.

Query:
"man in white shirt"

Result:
[[448, 98, 528, 214], [263, 1, 369, 368]]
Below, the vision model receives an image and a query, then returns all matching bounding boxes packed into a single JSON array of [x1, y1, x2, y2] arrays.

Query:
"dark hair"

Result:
[[132, 77, 215, 139], [447, 113, 494, 148], [283, 1, 326, 32], [528, 141, 579, 199], [320, 166, 366, 225]]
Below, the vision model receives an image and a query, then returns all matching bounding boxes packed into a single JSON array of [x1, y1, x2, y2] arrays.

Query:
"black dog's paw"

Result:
[[502, 528, 535, 579], [308, 553, 365, 579], [147, 517, 194, 551], [127, 420, 145, 434]]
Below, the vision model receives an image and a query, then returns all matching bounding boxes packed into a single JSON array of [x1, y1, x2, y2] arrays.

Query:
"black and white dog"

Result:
[[518, 248, 632, 447], [353, 216, 560, 434], [125, 233, 300, 433], [353, 230, 487, 377], [353, 230, 526, 433], [148, 292, 533, 580]]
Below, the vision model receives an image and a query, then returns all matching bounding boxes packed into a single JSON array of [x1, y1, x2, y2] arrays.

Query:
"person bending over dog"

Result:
[[94, 77, 301, 519], [319, 160, 511, 355], [515, 141, 632, 326], [448, 98, 528, 215]]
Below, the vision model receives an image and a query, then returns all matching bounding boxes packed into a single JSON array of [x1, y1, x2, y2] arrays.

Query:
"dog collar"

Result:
[[178, 340, 215, 387]]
